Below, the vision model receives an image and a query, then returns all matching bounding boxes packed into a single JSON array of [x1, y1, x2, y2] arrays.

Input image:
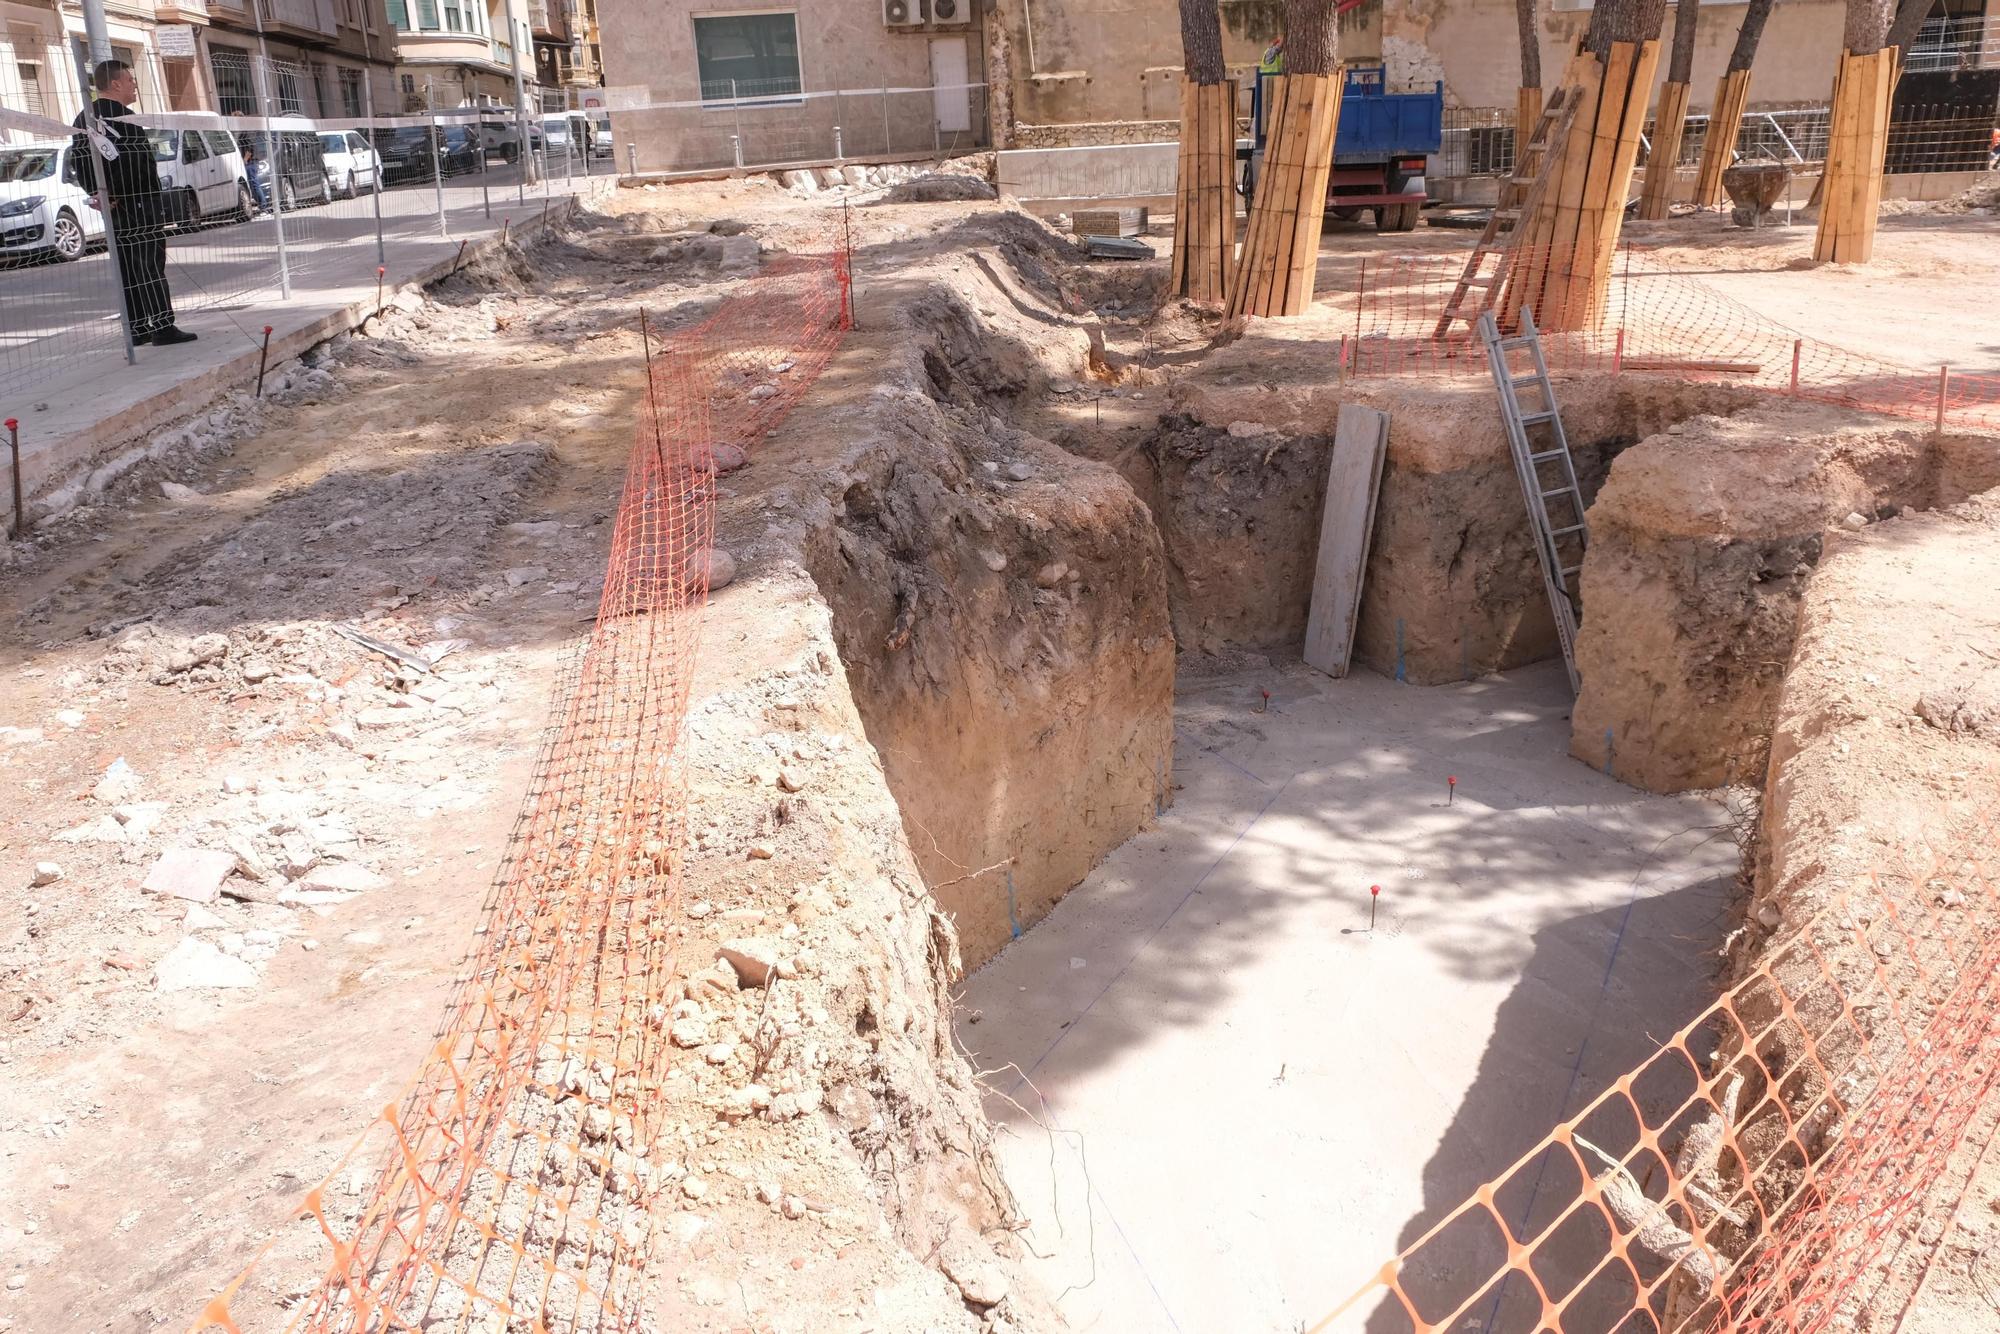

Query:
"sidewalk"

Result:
[[3, 164, 611, 529]]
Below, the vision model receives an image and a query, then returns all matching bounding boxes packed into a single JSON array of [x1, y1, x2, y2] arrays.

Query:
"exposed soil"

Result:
[[5, 163, 2000, 1334]]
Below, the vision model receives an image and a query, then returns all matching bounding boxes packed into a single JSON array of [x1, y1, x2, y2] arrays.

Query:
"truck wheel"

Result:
[[1394, 202, 1421, 231], [1373, 206, 1395, 232]]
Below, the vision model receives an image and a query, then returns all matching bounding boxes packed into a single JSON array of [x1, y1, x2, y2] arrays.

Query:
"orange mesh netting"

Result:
[[1310, 804, 2000, 1334], [1329, 242, 2000, 434], [192, 241, 849, 1333]]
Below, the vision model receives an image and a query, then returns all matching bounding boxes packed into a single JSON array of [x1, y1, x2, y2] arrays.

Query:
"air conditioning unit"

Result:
[[883, 0, 927, 27], [929, 0, 972, 27]]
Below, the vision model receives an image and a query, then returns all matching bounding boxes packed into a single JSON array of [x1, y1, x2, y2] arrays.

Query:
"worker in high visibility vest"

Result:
[[1252, 35, 1286, 132]]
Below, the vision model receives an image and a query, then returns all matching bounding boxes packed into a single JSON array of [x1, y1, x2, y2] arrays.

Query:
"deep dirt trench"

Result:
[[9, 179, 1999, 1334]]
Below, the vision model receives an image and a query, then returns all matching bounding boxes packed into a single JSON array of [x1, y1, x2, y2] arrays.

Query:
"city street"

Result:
[[0, 152, 608, 403]]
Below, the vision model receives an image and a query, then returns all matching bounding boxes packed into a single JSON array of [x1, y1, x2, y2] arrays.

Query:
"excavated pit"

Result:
[[761, 205, 2000, 1330]]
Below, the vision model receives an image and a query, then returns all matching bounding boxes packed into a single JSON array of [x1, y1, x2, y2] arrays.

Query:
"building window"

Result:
[[274, 64, 303, 113], [339, 66, 363, 115], [416, 0, 439, 30], [210, 44, 257, 115], [692, 11, 800, 102], [15, 61, 45, 117], [387, 0, 409, 28], [444, 0, 465, 32]]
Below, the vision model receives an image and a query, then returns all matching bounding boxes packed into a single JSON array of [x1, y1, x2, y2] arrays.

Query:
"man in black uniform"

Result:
[[70, 60, 196, 347]]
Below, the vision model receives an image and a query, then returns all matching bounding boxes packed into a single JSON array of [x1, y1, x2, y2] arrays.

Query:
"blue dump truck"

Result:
[[1241, 64, 1445, 232]]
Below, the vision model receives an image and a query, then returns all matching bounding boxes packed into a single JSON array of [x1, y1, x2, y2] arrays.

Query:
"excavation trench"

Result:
[[780, 214, 2000, 1331]]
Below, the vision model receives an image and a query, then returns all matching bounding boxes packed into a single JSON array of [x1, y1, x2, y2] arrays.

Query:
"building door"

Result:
[[929, 35, 970, 135]]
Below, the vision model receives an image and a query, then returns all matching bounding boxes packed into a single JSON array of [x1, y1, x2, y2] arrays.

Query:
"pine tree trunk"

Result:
[[1517, 0, 1542, 94], [1844, 0, 1894, 52], [1639, 0, 1699, 219], [1667, 0, 1700, 82], [1727, 0, 1776, 71], [1886, 0, 1936, 56], [1284, 0, 1339, 75], [1179, 0, 1227, 85]]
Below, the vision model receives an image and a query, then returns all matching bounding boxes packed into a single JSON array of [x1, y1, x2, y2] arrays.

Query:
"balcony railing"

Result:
[[155, 0, 211, 17], [258, 0, 336, 36]]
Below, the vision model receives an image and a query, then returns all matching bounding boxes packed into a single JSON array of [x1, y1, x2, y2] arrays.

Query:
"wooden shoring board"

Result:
[[1251, 74, 1304, 315], [1512, 53, 1597, 329], [1537, 50, 1611, 332], [1695, 68, 1752, 207], [1208, 82, 1239, 301], [1228, 74, 1288, 319], [1561, 40, 1638, 330], [1170, 94, 1195, 293], [1302, 404, 1390, 679], [1639, 79, 1692, 220], [1817, 52, 1860, 261], [1851, 51, 1893, 262], [1192, 88, 1211, 298], [1270, 74, 1326, 314], [1518, 85, 1544, 145], [1587, 38, 1660, 324], [1285, 74, 1343, 312]]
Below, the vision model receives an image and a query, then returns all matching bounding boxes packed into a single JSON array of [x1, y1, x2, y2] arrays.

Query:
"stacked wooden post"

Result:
[[1505, 41, 1660, 333], [1693, 68, 1752, 207], [1815, 49, 1895, 263], [1170, 79, 1240, 305], [1226, 72, 1343, 319], [1637, 79, 1691, 219]]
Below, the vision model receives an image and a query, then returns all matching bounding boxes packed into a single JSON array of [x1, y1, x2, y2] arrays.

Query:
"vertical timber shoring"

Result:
[[1226, 0, 1342, 319], [1816, 0, 1895, 261], [1693, 0, 1774, 206], [1171, 0, 1238, 304], [1510, 0, 1665, 331], [1638, 0, 1700, 218]]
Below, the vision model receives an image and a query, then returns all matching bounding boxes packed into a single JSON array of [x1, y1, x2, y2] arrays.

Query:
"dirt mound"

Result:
[[884, 174, 999, 204]]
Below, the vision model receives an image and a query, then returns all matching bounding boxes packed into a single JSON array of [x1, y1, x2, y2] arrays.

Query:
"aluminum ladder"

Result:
[[1478, 307, 1586, 695]]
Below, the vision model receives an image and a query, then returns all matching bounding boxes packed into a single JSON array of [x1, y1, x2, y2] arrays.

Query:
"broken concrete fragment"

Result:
[[709, 442, 748, 474], [183, 902, 228, 931], [299, 862, 387, 893], [160, 481, 201, 501], [239, 658, 276, 684], [54, 815, 126, 844], [30, 862, 61, 887], [504, 566, 549, 588], [112, 803, 168, 839], [141, 848, 236, 904], [154, 937, 260, 991], [93, 757, 141, 805], [718, 940, 784, 988], [505, 520, 562, 540]]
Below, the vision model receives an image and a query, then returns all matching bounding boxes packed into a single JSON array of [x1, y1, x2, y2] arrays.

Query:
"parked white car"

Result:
[[319, 130, 381, 198], [148, 127, 255, 227], [0, 140, 107, 263]]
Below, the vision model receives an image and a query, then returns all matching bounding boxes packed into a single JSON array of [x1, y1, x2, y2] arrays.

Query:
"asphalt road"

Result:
[[1, 152, 606, 399]]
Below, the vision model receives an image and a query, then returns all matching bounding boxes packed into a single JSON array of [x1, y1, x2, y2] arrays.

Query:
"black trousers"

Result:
[[113, 219, 175, 337]]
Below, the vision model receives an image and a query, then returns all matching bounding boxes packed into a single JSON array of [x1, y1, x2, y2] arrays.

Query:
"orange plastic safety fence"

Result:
[[1311, 804, 2000, 1334], [191, 242, 850, 1334], [1332, 242, 2000, 434]]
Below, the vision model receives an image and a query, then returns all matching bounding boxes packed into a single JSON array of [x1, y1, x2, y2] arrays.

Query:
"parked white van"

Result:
[[0, 140, 107, 263], [148, 127, 255, 227]]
